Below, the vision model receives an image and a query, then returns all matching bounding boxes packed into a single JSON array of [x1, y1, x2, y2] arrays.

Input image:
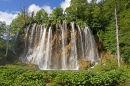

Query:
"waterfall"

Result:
[[61, 23, 67, 70], [84, 26, 99, 62], [29, 24, 36, 49], [18, 22, 99, 70], [43, 27, 52, 70], [37, 26, 47, 69], [69, 22, 79, 70], [77, 25, 84, 59]]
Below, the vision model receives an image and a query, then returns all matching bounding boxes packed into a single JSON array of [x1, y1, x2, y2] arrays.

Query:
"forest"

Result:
[[0, 0, 130, 85]]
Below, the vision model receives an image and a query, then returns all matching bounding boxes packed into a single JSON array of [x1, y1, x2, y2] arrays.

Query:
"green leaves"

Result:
[[50, 7, 63, 23], [34, 9, 48, 24], [100, 22, 116, 53], [66, 0, 88, 22], [119, 8, 130, 62], [97, 0, 130, 63], [0, 66, 129, 86], [10, 12, 31, 34]]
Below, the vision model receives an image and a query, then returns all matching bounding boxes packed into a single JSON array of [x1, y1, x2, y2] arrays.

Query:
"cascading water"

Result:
[[84, 25, 99, 62], [18, 22, 99, 70], [36, 26, 47, 69], [77, 25, 84, 60], [61, 23, 67, 70], [69, 22, 79, 70], [43, 27, 52, 69]]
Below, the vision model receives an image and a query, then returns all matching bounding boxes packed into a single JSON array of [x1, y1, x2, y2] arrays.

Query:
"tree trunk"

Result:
[[115, 0, 121, 67], [5, 27, 10, 57]]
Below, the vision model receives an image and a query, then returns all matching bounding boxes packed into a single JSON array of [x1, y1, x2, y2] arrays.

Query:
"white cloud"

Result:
[[28, 4, 52, 15], [0, 4, 53, 25], [28, 4, 41, 15], [0, 0, 103, 25], [0, 11, 17, 25], [42, 5, 52, 14], [60, 0, 71, 11]]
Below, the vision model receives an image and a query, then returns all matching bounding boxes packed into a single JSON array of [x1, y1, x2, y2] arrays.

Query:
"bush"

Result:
[[0, 65, 129, 86]]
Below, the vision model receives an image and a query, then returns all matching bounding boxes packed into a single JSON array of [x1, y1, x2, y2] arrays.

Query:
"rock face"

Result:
[[16, 22, 99, 70]]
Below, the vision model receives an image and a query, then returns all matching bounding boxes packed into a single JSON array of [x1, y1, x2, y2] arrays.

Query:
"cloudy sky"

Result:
[[0, 0, 101, 25]]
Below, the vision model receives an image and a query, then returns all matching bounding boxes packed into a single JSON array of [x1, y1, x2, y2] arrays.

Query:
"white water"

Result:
[[84, 25, 99, 62], [61, 23, 67, 70], [19, 22, 99, 70], [37, 27, 47, 69], [29, 24, 36, 49], [69, 22, 79, 70], [43, 27, 52, 70], [78, 25, 84, 59]]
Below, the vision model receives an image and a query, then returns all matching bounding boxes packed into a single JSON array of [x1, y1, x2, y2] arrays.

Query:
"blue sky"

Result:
[[0, 0, 101, 25], [0, 0, 62, 13], [0, 0, 71, 25]]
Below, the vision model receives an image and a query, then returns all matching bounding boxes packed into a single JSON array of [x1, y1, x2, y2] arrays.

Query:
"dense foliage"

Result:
[[50, 7, 63, 23], [0, 22, 8, 64], [98, 0, 130, 63], [34, 9, 48, 24], [0, 0, 130, 85], [0, 22, 17, 64], [15, 0, 130, 63], [0, 0, 130, 64], [0, 64, 129, 86]]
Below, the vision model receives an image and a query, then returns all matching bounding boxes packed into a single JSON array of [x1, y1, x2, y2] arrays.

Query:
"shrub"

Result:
[[0, 65, 129, 86]]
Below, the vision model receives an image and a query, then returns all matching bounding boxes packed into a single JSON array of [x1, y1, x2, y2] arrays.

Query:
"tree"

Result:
[[0, 23, 6, 64], [119, 1, 130, 63], [5, 25, 10, 57], [97, 0, 130, 64], [0, 21, 6, 49], [0, 22, 10, 60], [10, 12, 31, 34], [114, 0, 120, 67], [34, 9, 48, 24], [50, 7, 63, 23], [65, 0, 87, 22], [0, 21, 6, 37], [65, 6, 76, 22]]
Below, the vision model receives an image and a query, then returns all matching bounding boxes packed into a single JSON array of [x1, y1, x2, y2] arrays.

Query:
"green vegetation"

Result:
[[11, 12, 31, 34], [50, 7, 64, 23], [0, 0, 130, 85], [0, 63, 130, 86], [3, 0, 129, 64], [34, 9, 48, 24]]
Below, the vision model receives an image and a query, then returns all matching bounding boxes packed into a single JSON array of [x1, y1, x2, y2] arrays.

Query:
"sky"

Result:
[[0, 0, 101, 25]]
